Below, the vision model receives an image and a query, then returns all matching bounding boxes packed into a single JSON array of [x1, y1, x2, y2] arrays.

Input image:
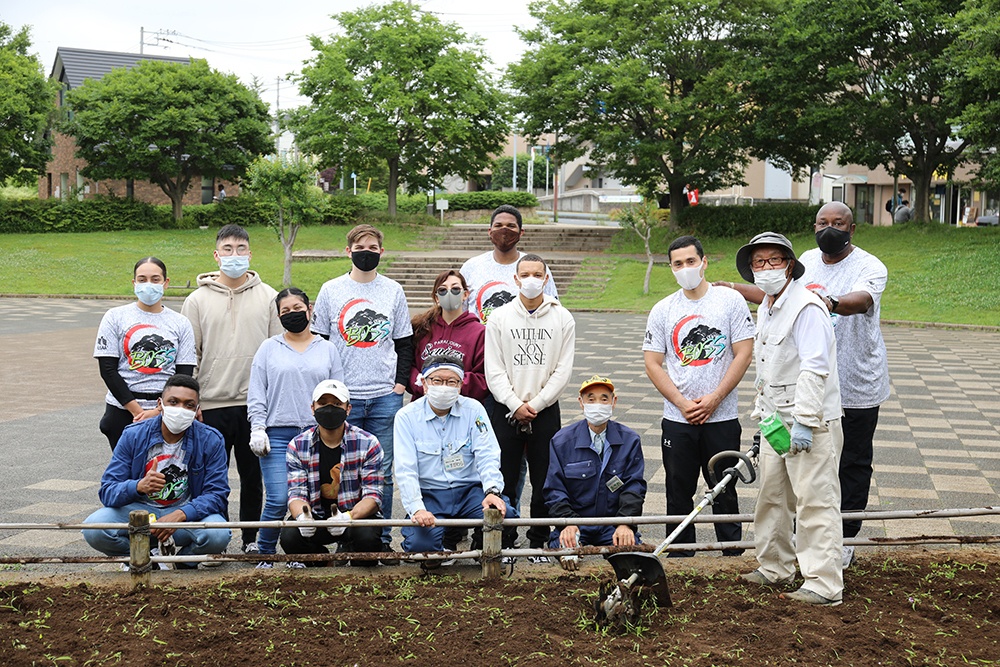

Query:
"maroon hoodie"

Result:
[[408, 311, 488, 401]]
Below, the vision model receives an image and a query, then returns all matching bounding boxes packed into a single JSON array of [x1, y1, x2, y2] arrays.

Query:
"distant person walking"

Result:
[[215, 184, 226, 202]]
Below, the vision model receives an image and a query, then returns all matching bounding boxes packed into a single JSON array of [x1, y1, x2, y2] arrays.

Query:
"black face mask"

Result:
[[314, 405, 348, 430], [351, 250, 381, 272], [815, 226, 851, 255], [280, 310, 310, 334]]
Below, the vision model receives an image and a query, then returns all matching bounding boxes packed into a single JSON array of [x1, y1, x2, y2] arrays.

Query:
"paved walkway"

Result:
[[1, 298, 998, 571]]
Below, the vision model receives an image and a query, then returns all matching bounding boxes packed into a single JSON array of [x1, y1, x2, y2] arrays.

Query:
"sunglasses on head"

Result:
[[436, 286, 464, 296]]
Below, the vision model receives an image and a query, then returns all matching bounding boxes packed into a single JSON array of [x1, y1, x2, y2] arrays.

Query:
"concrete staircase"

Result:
[[294, 224, 619, 311]]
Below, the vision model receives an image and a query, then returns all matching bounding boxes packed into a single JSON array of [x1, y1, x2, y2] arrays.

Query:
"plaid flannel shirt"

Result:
[[286, 423, 384, 517]]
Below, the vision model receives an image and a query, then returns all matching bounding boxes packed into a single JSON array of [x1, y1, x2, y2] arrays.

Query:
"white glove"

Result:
[[790, 420, 813, 455], [296, 510, 315, 538], [249, 429, 270, 457], [325, 510, 352, 538]]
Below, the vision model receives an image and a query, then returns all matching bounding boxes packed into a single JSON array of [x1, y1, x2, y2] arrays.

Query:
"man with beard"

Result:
[[460, 205, 558, 324], [643, 235, 754, 557], [311, 224, 412, 561]]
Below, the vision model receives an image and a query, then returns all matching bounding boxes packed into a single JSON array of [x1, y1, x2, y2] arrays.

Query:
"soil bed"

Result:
[[2, 548, 998, 666]]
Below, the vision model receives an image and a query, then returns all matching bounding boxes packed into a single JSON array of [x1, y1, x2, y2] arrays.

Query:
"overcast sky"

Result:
[[5, 0, 536, 112]]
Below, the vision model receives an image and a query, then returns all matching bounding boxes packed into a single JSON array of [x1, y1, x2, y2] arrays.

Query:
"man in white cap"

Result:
[[736, 232, 844, 606], [281, 379, 385, 566], [394, 355, 509, 568], [543, 374, 647, 571]]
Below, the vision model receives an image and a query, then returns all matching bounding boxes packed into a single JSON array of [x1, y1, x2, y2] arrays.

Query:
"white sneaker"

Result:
[[440, 549, 456, 567], [501, 556, 517, 565], [842, 545, 855, 569], [150, 548, 171, 570], [255, 561, 273, 569], [243, 542, 260, 555], [286, 561, 307, 569]]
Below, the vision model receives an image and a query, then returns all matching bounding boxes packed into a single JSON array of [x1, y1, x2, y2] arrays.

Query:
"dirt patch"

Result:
[[2, 548, 999, 666]]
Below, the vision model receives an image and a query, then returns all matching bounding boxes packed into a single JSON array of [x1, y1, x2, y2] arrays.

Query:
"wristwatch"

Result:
[[827, 295, 839, 313], [484, 486, 502, 497]]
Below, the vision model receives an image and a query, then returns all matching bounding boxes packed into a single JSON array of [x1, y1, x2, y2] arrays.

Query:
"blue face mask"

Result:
[[219, 255, 250, 279], [134, 282, 164, 306]]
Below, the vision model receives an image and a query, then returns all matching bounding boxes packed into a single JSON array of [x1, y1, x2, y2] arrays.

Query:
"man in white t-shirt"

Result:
[[311, 223, 412, 558], [460, 205, 558, 324], [799, 201, 889, 569], [643, 235, 754, 557]]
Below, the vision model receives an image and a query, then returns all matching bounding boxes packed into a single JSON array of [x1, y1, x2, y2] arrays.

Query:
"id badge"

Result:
[[606, 476, 624, 492], [443, 453, 465, 471]]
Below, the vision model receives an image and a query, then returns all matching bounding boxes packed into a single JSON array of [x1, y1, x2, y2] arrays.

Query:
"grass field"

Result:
[[0, 222, 997, 325]]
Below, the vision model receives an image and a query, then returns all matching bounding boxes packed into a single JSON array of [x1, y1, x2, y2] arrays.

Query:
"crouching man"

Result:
[[281, 380, 385, 567], [394, 355, 511, 567], [544, 375, 647, 571], [82, 375, 231, 568]]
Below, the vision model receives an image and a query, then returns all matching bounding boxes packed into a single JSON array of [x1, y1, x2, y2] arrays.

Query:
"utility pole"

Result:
[[512, 134, 517, 191], [140, 27, 144, 54], [275, 77, 281, 155]]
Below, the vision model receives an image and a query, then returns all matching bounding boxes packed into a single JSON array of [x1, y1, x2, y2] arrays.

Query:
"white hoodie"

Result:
[[484, 295, 576, 414]]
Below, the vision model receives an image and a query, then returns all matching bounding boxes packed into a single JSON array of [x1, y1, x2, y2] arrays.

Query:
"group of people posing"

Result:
[[82, 201, 888, 607]]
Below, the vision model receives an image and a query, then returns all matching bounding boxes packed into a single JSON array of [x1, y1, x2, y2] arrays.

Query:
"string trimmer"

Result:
[[594, 433, 761, 627]]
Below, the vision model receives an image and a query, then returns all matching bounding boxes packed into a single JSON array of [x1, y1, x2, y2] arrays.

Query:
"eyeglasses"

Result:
[[436, 286, 463, 297], [750, 257, 790, 269], [217, 244, 250, 256], [426, 377, 461, 388]]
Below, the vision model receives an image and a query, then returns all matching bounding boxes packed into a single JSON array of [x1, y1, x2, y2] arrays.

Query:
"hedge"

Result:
[[677, 203, 821, 238], [0, 197, 169, 233], [353, 192, 427, 214], [442, 191, 538, 211]]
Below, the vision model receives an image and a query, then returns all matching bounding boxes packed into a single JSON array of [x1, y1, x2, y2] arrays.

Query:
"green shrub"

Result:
[[677, 203, 820, 238], [177, 196, 269, 229], [323, 194, 364, 224], [444, 191, 538, 211], [353, 192, 427, 214], [0, 196, 170, 233], [357, 209, 439, 226]]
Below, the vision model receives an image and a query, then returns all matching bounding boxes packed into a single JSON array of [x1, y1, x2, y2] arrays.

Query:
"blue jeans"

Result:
[[257, 426, 306, 555], [82, 503, 230, 558], [402, 483, 516, 553], [547, 525, 642, 549], [349, 391, 403, 545]]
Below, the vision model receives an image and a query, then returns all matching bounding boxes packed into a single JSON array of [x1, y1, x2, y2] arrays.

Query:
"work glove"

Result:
[[296, 509, 316, 538], [325, 510, 352, 538], [249, 428, 270, 457], [789, 420, 813, 455]]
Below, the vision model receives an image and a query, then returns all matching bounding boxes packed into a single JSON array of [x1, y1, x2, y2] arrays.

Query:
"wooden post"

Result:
[[481, 508, 503, 580], [129, 510, 152, 589]]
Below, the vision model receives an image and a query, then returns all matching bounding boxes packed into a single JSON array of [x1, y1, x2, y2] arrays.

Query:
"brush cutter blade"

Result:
[[607, 552, 672, 608]]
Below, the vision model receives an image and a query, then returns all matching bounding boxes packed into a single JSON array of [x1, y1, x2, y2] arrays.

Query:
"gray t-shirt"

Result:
[[94, 303, 197, 409], [311, 273, 412, 400], [460, 251, 559, 323], [799, 246, 890, 408], [643, 285, 755, 423]]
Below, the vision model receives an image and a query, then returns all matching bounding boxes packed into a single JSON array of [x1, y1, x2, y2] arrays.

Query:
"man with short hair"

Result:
[[544, 375, 646, 571], [643, 235, 754, 557], [799, 201, 889, 568], [893, 200, 912, 223], [82, 375, 231, 568], [394, 356, 509, 567], [485, 253, 575, 555], [281, 380, 384, 567], [311, 223, 412, 556], [737, 232, 844, 606], [181, 224, 281, 555], [460, 205, 558, 324]]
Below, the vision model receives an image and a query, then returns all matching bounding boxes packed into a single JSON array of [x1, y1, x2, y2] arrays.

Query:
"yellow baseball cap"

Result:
[[579, 374, 615, 394]]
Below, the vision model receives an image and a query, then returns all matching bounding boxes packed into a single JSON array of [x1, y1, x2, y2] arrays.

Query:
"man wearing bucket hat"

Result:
[[736, 232, 844, 606], [543, 375, 647, 571], [393, 355, 511, 567], [281, 379, 385, 566]]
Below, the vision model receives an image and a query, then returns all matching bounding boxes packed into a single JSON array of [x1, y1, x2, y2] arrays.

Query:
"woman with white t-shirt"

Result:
[[93, 257, 197, 451]]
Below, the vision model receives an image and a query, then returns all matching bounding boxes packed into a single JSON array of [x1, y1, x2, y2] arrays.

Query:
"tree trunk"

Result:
[[669, 184, 686, 226], [643, 231, 654, 295], [283, 242, 294, 287], [387, 157, 399, 216], [171, 191, 184, 222], [912, 165, 935, 223]]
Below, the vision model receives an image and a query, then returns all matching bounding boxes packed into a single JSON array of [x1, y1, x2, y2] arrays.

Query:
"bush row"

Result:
[[677, 202, 821, 237], [0, 197, 170, 233]]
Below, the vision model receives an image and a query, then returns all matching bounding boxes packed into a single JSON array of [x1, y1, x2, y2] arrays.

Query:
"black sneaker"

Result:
[[379, 543, 400, 566]]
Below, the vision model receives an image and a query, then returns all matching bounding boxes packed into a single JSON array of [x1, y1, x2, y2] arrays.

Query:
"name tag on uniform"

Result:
[[443, 453, 465, 471], [606, 476, 623, 492]]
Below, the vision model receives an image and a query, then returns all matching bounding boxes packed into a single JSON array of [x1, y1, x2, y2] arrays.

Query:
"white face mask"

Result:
[[425, 385, 460, 411], [219, 255, 250, 279], [161, 405, 197, 434], [582, 403, 613, 426], [518, 276, 545, 299], [753, 268, 790, 296], [672, 264, 704, 291]]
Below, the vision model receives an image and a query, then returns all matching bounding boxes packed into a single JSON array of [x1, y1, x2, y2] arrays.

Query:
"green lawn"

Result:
[[0, 222, 997, 326], [569, 223, 1000, 326]]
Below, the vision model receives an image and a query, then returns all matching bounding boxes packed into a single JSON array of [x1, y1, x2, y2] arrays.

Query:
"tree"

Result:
[[509, 0, 764, 223], [612, 200, 665, 295], [489, 154, 554, 191], [751, 0, 976, 222], [948, 0, 1000, 186], [0, 23, 58, 185], [289, 1, 511, 215], [244, 156, 326, 287], [62, 59, 272, 221]]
